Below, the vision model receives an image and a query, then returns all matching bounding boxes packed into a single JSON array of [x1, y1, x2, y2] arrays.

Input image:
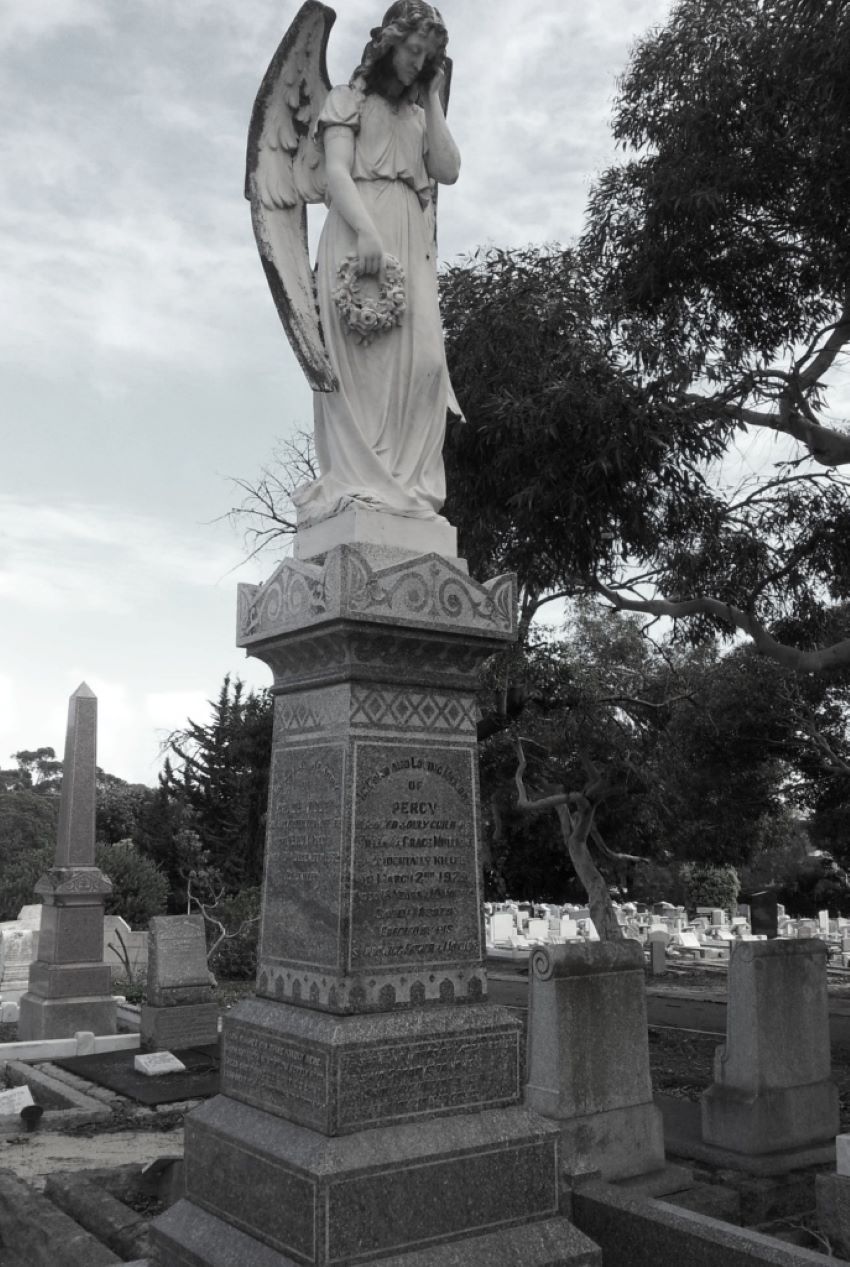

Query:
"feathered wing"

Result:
[[429, 57, 453, 254], [245, 2, 337, 391]]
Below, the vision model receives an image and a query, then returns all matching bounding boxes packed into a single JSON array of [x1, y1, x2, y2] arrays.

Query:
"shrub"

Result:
[[207, 886, 261, 979], [680, 862, 740, 914], [0, 843, 52, 920], [96, 840, 169, 929]]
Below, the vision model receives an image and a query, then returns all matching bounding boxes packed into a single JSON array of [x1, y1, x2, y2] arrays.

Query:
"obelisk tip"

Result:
[[72, 682, 97, 699]]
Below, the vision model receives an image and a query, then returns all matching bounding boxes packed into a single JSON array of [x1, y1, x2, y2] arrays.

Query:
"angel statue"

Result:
[[246, 1, 463, 529]]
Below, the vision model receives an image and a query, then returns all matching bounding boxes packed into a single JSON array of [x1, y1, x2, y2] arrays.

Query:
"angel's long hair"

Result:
[[353, 2, 448, 97]]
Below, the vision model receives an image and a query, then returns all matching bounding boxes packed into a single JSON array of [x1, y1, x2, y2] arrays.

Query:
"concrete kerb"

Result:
[[0, 1029, 140, 1063], [572, 1178, 847, 1267], [1, 1059, 111, 1132]]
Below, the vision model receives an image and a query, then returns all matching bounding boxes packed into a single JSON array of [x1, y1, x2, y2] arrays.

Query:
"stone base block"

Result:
[[294, 506, 459, 563], [221, 996, 521, 1135], [17, 992, 116, 1040], [701, 1078, 839, 1155], [141, 1003, 219, 1051], [152, 1203, 599, 1266], [556, 1100, 665, 1182], [150, 1096, 562, 1265], [664, 1133, 836, 1175], [147, 984, 215, 1008], [27, 961, 113, 999]]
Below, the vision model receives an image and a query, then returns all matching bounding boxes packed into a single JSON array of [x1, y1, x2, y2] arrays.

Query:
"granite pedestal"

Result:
[[151, 543, 596, 1266]]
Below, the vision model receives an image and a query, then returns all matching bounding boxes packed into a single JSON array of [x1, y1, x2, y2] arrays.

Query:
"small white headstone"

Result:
[[490, 912, 514, 944], [0, 1085, 35, 1116], [134, 1051, 187, 1077]]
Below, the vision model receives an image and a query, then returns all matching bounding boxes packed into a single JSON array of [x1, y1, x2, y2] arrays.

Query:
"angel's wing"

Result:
[[245, 2, 337, 392], [429, 57, 452, 255]]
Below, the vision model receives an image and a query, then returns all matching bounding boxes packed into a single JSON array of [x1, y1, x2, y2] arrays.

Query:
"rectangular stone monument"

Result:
[[526, 941, 665, 1182], [140, 915, 218, 1051], [18, 685, 116, 1040], [151, 544, 592, 1265], [701, 938, 839, 1165], [748, 890, 778, 938]]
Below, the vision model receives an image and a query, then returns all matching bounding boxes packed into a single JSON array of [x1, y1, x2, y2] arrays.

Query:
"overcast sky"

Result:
[[1, 0, 675, 786]]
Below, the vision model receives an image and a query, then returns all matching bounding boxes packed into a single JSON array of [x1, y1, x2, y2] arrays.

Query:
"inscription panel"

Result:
[[327, 1139, 558, 1261], [350, 744, 480, 971], [223, 1023, 329, 1129], [261, 744, 345, 969], [142, 1003, 218, 1049], [149, 915, 209, 989], [337, 1030, 519, 1129]]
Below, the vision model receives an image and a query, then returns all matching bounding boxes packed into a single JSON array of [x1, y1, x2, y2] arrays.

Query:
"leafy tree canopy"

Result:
[[581, 0, 850, 668]]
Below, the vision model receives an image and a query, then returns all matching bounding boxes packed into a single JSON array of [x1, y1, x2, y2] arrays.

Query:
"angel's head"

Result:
[[355, 2, 448, 97]]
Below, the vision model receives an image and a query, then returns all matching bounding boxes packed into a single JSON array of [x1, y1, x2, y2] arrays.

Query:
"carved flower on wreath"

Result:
[[333, 253, 406, 346]]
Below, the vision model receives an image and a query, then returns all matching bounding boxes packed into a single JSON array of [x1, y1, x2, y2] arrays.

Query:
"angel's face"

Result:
[[390, 29, 438, 87]]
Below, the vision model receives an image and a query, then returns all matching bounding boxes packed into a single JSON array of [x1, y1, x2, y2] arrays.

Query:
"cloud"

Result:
[[0, 497, 254, 617], [0, 0, 107, 50]]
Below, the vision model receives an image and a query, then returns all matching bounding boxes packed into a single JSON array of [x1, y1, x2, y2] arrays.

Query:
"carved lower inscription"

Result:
[[337, 1030, 519, 1129], [223, 1024, 329, 1127], [350, 743, 481, 971]]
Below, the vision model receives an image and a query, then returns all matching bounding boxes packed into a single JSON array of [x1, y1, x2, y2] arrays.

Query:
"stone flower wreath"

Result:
[[332, 253, 406, 346]]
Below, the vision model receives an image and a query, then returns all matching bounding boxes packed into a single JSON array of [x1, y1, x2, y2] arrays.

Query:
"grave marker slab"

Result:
[[140, 914, 217, 1050], [134, 1051, 187, 1077], [702, 938, 839, 1163], [0, 1086, 35, 1116]]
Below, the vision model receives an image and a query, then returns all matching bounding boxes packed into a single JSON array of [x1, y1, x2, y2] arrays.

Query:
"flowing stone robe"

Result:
[[293, 83, 460, 526]]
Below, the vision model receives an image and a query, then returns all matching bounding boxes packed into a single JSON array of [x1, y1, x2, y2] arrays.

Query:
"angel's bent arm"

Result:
[[422, 74, 460, 185], [323, 126, 384, 275]]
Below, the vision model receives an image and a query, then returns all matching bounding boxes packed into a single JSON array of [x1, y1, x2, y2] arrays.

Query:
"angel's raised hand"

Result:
[[357, 230, 385, 277], [427, 67, 445, 99]]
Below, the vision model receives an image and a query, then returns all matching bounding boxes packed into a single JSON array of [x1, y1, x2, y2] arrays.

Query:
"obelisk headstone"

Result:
[[17, 684, 116, 1039]]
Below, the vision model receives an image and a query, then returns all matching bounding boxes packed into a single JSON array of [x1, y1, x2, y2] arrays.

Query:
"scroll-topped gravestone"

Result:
[[152, 543, 589, 1266], [140, 915, 217, 1051], [17, 685, 116, 1040]]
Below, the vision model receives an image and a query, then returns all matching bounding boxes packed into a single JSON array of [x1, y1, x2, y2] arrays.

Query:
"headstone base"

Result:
[[220, 996, 522, 1134], [701, 1078, 839, 1155], [17, 992, 116, 1039], [293, 505, 459, 562], [152, 1097, 591, 1266], [556, 1100, 666, 1182], [152, 1203, 599, 1266], [141, 1003, 219, 1051]]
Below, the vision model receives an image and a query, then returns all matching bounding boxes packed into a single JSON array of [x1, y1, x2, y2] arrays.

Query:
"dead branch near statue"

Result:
[[513, 738, 647, 941]]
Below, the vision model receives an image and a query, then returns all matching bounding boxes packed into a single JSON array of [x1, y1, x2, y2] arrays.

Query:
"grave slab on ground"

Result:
[[150, 539, 597, 1266], [17, 685, 116, 1040]]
